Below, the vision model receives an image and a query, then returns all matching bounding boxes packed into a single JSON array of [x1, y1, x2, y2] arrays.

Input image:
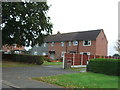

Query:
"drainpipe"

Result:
[[66, 41, 67, 53], [77, 41, 79, 53]]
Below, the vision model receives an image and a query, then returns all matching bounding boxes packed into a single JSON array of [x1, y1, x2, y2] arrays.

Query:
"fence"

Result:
[[63, 53, 120, 68]]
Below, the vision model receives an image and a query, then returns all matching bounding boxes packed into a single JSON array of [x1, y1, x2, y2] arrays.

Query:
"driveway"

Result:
[[2, 65, 79, 88]]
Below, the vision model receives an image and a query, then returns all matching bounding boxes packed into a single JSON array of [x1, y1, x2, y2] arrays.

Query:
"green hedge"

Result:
[[2, 54, 46, 65], [87, 58, 120, 76]]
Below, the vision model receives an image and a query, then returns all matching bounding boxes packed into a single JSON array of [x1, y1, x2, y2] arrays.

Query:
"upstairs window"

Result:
[[73, 41, 78, 46], [83, 40, 91, 46], [61, 42, 64, 46], [68, 41, 71, 46], [51, 42, 54, 47], [43, 43, 46, 47], [36, 44, 39, 47]]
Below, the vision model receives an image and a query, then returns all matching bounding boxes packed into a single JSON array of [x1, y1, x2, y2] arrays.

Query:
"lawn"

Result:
[[43, 61, 62, 65], [32, 72, 119, 88], [2, 61, 39, 67]]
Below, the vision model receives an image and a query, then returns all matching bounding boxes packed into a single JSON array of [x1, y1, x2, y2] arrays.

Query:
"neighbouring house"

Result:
[[44, 29, 108, 59], [30, 43, 48, 56], [2, 44, 25, 54]]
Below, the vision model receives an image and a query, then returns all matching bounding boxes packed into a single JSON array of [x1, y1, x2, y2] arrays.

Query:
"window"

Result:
[[13, 44, 17, 48], [83, 40, 91, 46], [73, 41, 78, 46], [61, 42, 64, 46], [51, 42, 54, 47], [61, 51, 66, 57], [34, 51, 38, 55], [42, 52, 47, 56], [36, 44, 39, 47], [80, 52, 90, 55], [43, 43, 46, 47], [68, 41, 71, 46]]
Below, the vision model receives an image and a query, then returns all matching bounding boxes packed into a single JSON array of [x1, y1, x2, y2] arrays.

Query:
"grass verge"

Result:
[[2, 61, 39, 67], [32, 72, 119, 88], [43, 61, 62, 65]]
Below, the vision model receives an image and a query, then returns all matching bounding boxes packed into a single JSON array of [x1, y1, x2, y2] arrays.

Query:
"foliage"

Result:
[[2, 2, 53, 46], [115, 40, 120, 54], [2, 61, 38, 67], [87, 58, 120, 76], [2, 54, 46, 65], [113, 54, 120, 57], [32, 72, 119, 88]]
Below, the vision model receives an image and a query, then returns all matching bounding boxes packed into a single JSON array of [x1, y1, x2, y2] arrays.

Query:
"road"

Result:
[[2, 65, 78, 89]]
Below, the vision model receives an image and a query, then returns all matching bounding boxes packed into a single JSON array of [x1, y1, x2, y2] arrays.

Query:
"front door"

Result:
[[50, 54, 55, 60]]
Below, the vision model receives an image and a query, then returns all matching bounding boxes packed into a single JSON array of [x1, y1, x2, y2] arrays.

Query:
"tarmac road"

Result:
[[2, 65, 79, 89]]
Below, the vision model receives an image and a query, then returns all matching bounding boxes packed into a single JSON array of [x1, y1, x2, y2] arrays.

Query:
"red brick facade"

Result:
[[47, 30, 108, 59], [2, 44, 25, 53]]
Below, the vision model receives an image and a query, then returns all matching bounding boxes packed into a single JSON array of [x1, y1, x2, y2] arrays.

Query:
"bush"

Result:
[[2, 54, 45, 65], [87, 58, 120, 76]]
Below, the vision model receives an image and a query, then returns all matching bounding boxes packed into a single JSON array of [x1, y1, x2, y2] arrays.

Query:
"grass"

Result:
[[32, 72, 119, 88], [2, 61, 39, 67], [43, 61, 62, 65], [0, 62, 2, 67]]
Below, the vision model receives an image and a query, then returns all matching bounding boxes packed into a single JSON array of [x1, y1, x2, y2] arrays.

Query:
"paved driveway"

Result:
[[2, 65, 79, 88]]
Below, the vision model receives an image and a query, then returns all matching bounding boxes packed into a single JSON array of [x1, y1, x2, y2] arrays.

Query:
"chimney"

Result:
[[57, 31, 60, 34]]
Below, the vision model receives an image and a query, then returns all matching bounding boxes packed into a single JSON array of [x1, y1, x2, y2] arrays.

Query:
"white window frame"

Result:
[[68, 41, 71, 46], [13, 44, 17, 48], [42, 52, 46, 56], [61, 42, 64, 46], [73, 41, 78, 46], [34, 51, 38, 55], [43, 43, 46, 47], [36, 44, 39, 47], [51, 42, 54, 47], [80, 52, 90, 55], [83, 40, 91, 46], [61, 51, 66, 57]]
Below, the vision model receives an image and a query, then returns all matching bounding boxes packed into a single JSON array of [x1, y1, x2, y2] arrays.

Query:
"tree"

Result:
[[115, 40, 120, 54], [113, 54, 120, 57], [2, 2, 53, 47]]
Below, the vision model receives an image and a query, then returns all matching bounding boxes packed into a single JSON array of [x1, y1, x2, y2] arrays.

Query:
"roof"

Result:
[[44, 29, 103, 42]]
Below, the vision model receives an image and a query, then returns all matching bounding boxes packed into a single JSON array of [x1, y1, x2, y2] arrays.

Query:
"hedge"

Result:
[[87, 58, 120, 76], [2, 54, 47, 65]]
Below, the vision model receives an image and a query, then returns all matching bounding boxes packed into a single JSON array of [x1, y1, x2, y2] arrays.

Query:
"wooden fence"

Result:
[[63, 53, 120, 68]]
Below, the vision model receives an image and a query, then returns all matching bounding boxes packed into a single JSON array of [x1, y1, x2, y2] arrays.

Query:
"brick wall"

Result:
[[96, 31, 108, 56], [78, 41, 96, 55], [48, 41, 97, 59]]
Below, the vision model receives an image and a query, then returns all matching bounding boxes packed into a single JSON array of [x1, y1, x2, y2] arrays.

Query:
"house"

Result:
[[30, 43, 48, 56], [44, 29, 108, 59], [2, 44, 25, 54]]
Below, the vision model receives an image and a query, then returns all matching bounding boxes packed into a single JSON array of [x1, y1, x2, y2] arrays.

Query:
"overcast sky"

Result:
[[46, 0, 119, 56]]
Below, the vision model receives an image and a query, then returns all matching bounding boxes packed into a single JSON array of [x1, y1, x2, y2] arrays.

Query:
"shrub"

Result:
[[43, 57, 51, 62], [2, 54, 45, 65], [87, 58, 120, 76]]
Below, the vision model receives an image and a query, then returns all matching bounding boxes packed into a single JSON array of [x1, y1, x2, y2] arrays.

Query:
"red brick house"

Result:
[[2, 44, 25, 54], [45, 29, 108, 59]]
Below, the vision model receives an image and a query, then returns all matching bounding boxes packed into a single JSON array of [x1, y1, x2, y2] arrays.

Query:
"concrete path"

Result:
[[2, 65, 79, 88]]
